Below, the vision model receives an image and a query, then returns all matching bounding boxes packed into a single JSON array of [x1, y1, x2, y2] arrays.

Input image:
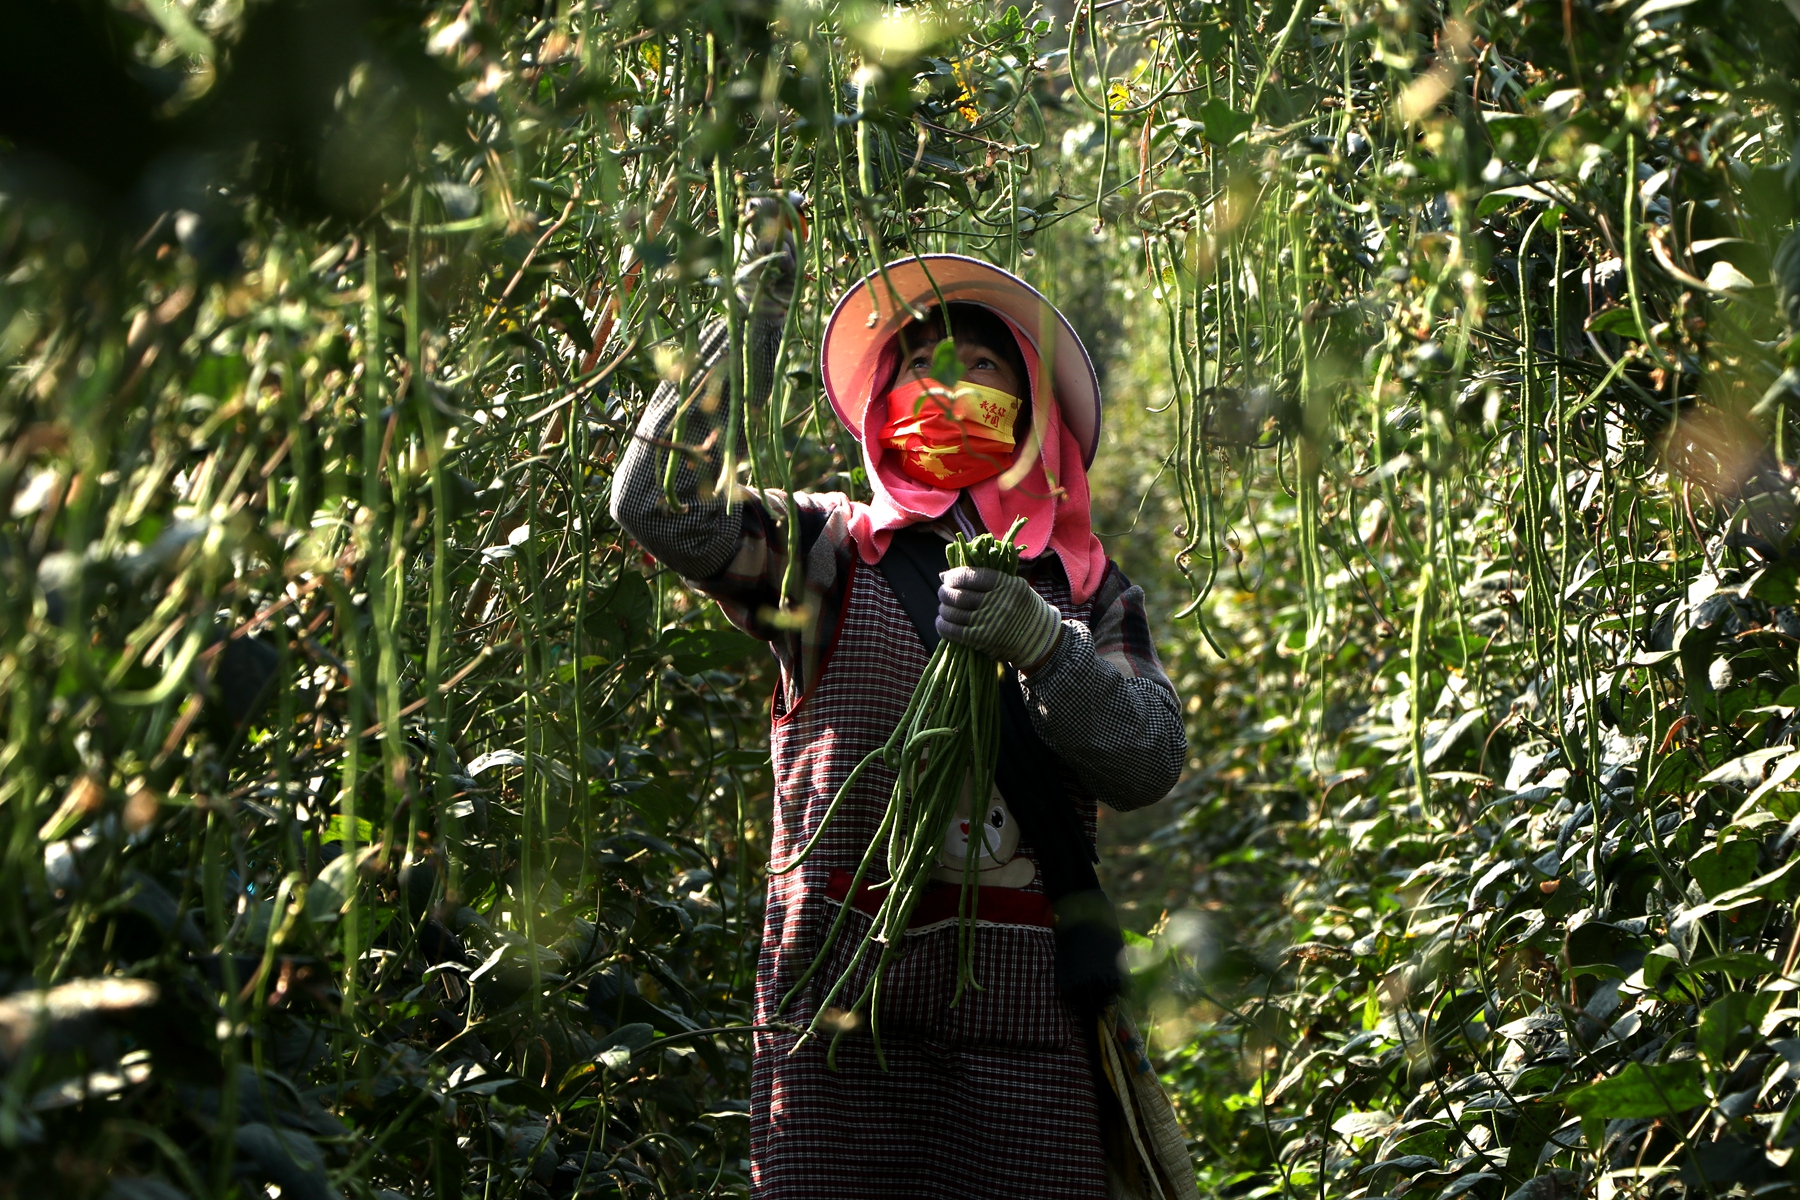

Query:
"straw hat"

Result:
[[820, 255, 1103, 467]]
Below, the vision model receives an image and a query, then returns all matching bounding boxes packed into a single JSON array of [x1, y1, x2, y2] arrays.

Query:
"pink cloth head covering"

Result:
[[837, 311, 1109, 605]]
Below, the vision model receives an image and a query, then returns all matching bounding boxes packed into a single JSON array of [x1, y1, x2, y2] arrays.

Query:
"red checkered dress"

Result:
[[695, 493, 1114, 1200]]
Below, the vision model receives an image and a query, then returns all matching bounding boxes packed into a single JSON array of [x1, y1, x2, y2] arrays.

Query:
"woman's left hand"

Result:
[[936, 568, 1064, 672]]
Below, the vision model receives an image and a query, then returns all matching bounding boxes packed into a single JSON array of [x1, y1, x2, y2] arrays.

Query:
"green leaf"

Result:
[[1198, 98, 1253, 148], [619, 781, 687, 836], [1585, 305, 1644, 339], [1690, 841, 1760, 899], [188, 354, 248, 403], [991, 3, 1027, 37], [1386, 1122, 1449, 1160], [1685, 952, 1778, 980], [1751, 562, 1800, 605], [619, 991, 700, 1036], [596, 1022, 656, 1071], [1482, 113, 1542, 163], [586, 572, 654, 655], [554, 655, 609, 682], [1581, 1115, 1606, 1158], [1641, 943, 1683, 988], [1565, 921, 1647, 972], [1476, 183, 1559, 217], [1332, 1110, 1397, 1140], [1712, 857, 1800, 909], [1503, 1100, 1567, 1176], [660, 626, 762, 674], [320, 814, 375, 845], [1699, 992, 1773, 1068], [539, 294, 594, 351], [929, 337, 963, 386], [305, 847, 377, 925], [453, 1075, 520, 1095], [1740, 492, 1800, 552], [1562, 1061, 1706, 1117], [1699, 747, 1791, 789], [140, 0, 215, 56], [597, 1021, 657, 1053], [1744, 165, 1798, 225]]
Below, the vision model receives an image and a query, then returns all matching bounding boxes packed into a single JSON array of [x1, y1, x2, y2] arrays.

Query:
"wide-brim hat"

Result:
[[821, 254, 1103, 467]]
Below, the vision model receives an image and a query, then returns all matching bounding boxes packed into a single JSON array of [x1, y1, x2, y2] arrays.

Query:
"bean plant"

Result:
[[1077, 2, 1800, 1200], [0, 1, 1081, 1197], [4, 0, 1800, 1199]]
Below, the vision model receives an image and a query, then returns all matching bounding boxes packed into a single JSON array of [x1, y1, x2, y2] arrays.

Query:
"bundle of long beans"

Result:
[[774, 517, 1028, 1068]]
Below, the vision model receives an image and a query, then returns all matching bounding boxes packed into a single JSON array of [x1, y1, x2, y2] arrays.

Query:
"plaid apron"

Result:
[[749, 554, 1110, 1200]]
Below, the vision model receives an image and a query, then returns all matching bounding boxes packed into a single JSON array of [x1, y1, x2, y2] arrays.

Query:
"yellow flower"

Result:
[[954, 58, 979, 123]]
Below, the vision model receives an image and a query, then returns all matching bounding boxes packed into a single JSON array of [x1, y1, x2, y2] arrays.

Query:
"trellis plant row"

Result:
[[1067, 1, 1800, 1199], [0, 1, 1109, 1198]]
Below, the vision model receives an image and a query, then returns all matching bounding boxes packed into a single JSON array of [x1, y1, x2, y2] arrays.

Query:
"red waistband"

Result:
[[824, 869, 1055, 929]]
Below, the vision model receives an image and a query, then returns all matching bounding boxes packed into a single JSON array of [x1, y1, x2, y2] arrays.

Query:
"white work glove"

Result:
[[734, 192, 803, 318]]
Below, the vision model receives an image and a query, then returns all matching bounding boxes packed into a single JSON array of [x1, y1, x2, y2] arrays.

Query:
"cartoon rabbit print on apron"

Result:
[[932, 783, 1035, 889]]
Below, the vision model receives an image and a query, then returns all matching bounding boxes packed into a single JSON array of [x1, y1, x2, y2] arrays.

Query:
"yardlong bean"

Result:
[[775, 518, 1025, 1069]]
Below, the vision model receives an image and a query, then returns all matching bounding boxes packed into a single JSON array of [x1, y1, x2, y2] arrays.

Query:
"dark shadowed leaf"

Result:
[[234, 1125, 341, 1200], [660, 626, 762, 674]]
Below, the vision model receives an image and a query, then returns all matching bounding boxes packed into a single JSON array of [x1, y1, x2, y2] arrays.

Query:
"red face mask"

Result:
[[876, 377, 1022, 490]]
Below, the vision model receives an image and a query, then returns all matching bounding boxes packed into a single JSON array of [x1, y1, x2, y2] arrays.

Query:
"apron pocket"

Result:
[[810, 901, 951, 1041], [935, 923, 1077, 1052]]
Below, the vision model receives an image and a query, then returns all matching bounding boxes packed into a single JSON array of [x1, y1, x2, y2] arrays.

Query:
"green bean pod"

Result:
[[780, 518, 1028, 1066]]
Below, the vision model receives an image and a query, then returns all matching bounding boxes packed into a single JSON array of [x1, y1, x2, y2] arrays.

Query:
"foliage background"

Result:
[[7, 0, 1800, 1198]]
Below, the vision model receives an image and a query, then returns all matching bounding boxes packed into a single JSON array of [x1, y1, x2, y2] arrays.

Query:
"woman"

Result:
[[610, 233, 1192, 1199]]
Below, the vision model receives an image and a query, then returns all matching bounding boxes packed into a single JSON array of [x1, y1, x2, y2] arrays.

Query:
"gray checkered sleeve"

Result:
[[1020, 585, 1186, 812], [609, 238, 793, 579], [609, 323, 742, 580]]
